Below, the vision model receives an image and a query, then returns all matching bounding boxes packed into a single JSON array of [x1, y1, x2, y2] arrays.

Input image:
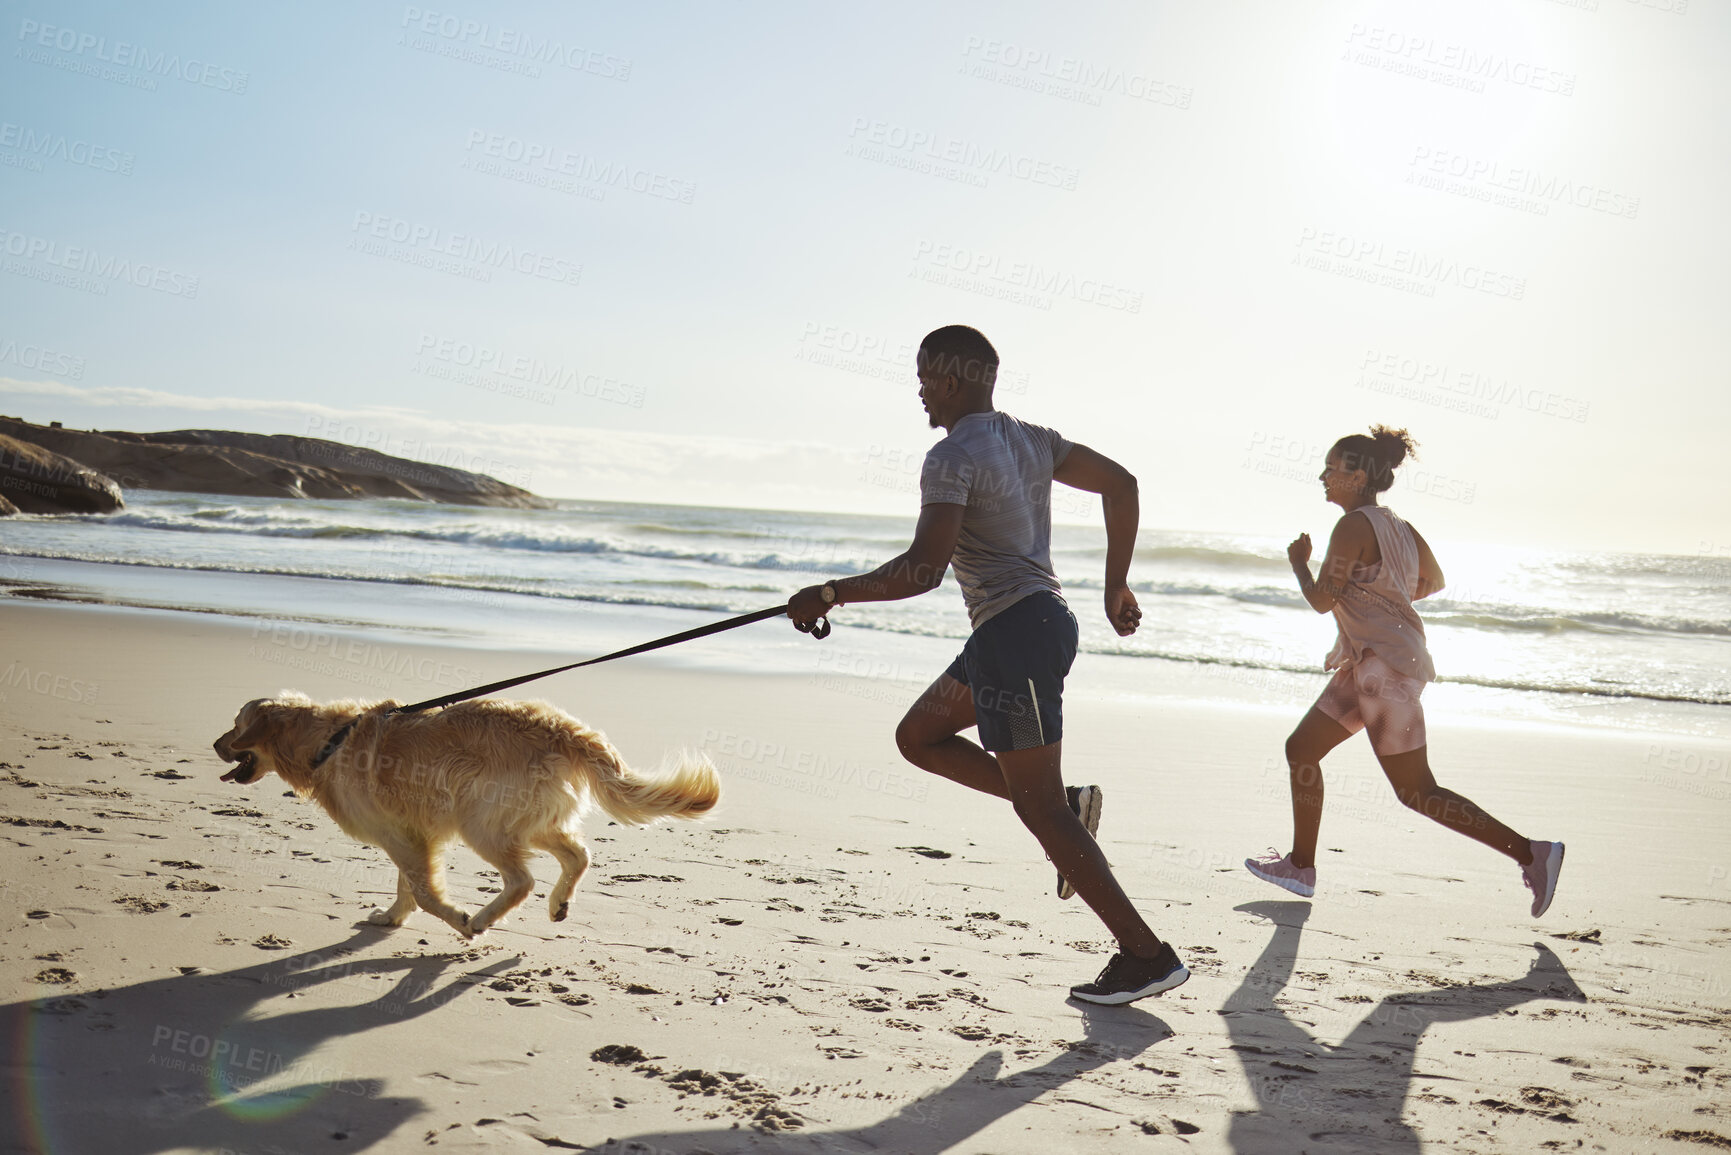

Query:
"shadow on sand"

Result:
[[586, 1002, 1176, 1155], [1223, 900, 1587, 1155], [1, 928, 516, 1154]]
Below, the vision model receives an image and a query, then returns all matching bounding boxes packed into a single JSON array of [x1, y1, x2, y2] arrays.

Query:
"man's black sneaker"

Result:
[[1057, 784, 1103, 900], [1068, 943, 1189, 1005]]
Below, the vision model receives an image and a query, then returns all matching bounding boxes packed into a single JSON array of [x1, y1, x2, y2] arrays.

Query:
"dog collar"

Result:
[[310, 720, 357, 769]]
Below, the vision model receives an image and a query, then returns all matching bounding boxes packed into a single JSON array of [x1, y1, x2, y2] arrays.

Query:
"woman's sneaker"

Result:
[[1068, 942, 1189, 1005], [1244, 849, 1316, 898], [1056, 785, 1103, 900], [1522, 840, 1564, 917]]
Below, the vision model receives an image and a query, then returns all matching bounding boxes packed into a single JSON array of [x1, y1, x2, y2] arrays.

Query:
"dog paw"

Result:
[[552, 901, 569, 923], [365, 909, 403, 927]]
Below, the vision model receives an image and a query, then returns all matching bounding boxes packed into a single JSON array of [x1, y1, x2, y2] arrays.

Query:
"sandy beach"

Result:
[[3, 598, 1730, 1154]]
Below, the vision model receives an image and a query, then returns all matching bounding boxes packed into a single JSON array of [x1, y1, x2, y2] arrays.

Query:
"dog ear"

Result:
[[227, 712, 271, 752]]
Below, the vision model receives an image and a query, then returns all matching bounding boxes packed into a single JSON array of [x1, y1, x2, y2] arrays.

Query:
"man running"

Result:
[[787, 324, 1187, 1004]]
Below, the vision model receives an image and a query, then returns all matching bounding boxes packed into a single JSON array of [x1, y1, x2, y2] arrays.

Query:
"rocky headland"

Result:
[[0, 416, 549, 514]]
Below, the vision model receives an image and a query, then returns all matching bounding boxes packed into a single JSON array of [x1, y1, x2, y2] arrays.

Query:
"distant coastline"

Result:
[[0, 415, 550, 513]]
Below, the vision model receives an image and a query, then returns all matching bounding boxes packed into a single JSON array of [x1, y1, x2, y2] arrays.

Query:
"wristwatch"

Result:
[[820, 582, 838, 605]]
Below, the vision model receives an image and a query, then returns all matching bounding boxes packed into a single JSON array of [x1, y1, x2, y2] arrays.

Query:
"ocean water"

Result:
[[2, 492, 1728, 736]]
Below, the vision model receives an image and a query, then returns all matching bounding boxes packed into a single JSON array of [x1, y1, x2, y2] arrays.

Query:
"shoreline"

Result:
[[6, 554, 1730, 748]]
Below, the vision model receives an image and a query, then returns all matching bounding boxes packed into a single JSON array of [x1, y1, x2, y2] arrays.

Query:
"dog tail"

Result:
[[572, 736, 720, 826]]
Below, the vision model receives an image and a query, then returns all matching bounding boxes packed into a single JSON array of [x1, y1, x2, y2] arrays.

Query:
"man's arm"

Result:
[[787, 503, 963, 628], [1052, 444, 1142, 636]]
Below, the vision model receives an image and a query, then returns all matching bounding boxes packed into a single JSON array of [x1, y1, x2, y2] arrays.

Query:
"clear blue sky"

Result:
[[2, 0, 1726, 554]]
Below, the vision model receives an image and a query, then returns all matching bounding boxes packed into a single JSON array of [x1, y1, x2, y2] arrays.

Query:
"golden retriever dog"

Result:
[[212, 692, 719, 938]]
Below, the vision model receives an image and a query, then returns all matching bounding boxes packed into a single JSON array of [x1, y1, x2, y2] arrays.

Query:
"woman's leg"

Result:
[[1375, 747, 1532, 863], [1287, 708, 1354, 870]]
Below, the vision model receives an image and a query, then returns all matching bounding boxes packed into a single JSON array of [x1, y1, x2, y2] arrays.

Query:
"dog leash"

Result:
[[310, 603, 828, 768]]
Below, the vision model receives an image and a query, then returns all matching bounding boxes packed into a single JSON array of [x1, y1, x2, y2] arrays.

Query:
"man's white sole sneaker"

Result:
[[1057, 785, 1102, 900]]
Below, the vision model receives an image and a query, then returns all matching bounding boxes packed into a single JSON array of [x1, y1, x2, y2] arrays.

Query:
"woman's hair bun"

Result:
[[1332, 425, 1419, 495], [1368, 424, 1417, 469]]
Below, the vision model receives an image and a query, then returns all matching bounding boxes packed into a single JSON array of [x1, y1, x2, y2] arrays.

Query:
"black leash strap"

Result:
[[310, 603, 826, 768]]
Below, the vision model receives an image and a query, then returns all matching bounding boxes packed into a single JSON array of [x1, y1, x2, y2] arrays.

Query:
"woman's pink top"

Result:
[[1323, 505, 1436, 683]]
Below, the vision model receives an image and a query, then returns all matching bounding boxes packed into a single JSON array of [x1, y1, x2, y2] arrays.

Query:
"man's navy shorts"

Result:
[[943, 591, 1078, 753]]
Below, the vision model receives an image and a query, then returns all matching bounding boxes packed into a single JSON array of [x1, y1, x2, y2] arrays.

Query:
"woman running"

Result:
[[1244, 426, 1564, 916]]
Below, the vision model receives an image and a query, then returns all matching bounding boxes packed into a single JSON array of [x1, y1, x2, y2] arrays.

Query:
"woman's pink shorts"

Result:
[[1314, 652, 1428, 756]]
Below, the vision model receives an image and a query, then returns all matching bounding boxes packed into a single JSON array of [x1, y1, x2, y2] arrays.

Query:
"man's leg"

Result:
[[996, 741, 1163, 960], [895, 674, 1010, 799], [896, 675, 1160, 955]]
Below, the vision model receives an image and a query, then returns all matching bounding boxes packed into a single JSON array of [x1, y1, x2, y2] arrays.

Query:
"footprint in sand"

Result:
[[113, 896, 169, 914]]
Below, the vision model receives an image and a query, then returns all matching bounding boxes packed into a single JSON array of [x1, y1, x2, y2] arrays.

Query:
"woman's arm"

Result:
[[1411, 527, 1446, 600], [1290, 514, 1374, 614]]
